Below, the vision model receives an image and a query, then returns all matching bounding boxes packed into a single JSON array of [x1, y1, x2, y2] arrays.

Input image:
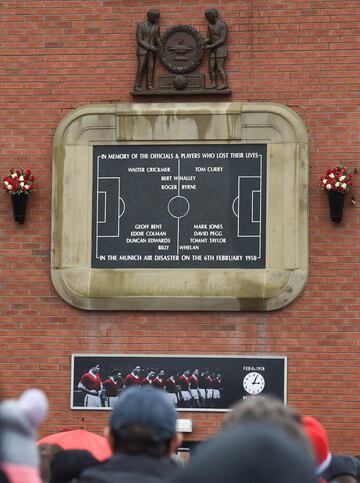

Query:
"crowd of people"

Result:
[[77, 363, 223, 409], [0, 386, 359, 482]]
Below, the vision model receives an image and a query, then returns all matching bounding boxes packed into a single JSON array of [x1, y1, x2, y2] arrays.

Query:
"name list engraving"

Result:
[[92, 144, 266, 269]]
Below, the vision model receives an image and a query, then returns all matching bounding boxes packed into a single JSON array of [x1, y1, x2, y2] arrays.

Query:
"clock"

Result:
[[243, 371, 265, 395]]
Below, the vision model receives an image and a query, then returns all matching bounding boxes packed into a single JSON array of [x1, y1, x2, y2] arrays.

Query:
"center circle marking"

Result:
[[168, 196, 190, 218]]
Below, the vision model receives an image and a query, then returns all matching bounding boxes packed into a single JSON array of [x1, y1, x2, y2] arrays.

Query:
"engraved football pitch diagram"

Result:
[[92, 145, 266, 268]]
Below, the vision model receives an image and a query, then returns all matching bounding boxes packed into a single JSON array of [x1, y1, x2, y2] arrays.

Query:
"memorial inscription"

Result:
[[92, 144, 266, 269]]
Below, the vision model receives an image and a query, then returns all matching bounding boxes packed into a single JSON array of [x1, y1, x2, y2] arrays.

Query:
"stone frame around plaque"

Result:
[[52, 102, 308, 311]]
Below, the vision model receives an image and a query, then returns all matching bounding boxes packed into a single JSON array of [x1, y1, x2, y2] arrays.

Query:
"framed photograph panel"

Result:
[[71, 354, 287, 412]]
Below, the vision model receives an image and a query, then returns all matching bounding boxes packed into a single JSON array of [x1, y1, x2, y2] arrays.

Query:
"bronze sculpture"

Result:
[[133, 9, 161, 91], [204, 8, 228, 90], [131, 8, 230, 95]]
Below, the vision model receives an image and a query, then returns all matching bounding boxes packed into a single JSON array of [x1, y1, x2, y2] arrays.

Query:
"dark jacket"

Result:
[[321, 454, 360, 482], [78, 453, 177, 483]]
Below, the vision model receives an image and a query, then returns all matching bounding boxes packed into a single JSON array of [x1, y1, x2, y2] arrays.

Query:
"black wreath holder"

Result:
[[11, 192, 29, 224], [327, 190, 346, 224]]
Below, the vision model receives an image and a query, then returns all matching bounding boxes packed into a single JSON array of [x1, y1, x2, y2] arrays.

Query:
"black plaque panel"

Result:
[[72, 354, 286, 411], [92, 144, 266, 268]]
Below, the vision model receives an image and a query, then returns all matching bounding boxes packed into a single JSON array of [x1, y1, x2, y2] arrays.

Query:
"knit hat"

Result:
[[0, 389, 48, 467], [111, 386, 177, 442], [301, 416, 331, 474], [18, 389, 48, 427]]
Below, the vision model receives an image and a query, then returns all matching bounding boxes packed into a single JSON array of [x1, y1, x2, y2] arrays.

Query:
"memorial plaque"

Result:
[[53, 102, 308, 310], [92, 144, 266, 269], [71, 354, 287, 411]]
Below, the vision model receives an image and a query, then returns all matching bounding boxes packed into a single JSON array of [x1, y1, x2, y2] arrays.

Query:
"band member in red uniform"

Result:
[[198, 370, 208, 407], [178, 370, 192, 407], [124, 365, 141, 388], [213, 372, 222, 406], [103, 370, 123, 408], [189, 369, 201, 407], [141, 369, 155, 385], [205, 372, 214, 407], [78, 363, 103, 408], [165, 374, 178, 406], [152, 370, 165, 390]]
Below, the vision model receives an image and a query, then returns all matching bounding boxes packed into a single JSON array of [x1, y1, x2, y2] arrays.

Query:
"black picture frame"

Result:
[[71, 354, 287, 412]]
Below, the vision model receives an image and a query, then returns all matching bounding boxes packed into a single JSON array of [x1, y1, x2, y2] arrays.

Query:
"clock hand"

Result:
[[252, 375, 258, 384]]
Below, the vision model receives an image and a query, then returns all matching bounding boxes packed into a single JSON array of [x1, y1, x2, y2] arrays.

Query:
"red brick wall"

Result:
[[1, 0, 359, 454]]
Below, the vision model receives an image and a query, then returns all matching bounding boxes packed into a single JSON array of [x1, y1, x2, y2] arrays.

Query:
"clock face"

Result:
[[243, 372, 265, 395]]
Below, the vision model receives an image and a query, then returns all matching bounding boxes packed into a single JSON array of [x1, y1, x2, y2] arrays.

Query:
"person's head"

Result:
[[50, 449, 99, 483], [183, 369, 190, 376], [223, 396, 311, 454], [321, 455, 359, 483], [148, 370, 155, 378], [0, 389, 48, 467], [147, 9, 160, 24], [112, 369, 122, 381], [91, 364, 100, 374], [193, 369, 199, 376], [169, 422, 318, 483], [158, 370, 165, 378], [205, 8, 218, 23], [39, 444, 63, 483], [108, 386, 181, 458], [132, 365, 140, 375]]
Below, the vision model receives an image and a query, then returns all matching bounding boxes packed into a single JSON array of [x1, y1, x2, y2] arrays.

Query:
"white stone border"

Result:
[[52, 102, 308, 311]]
